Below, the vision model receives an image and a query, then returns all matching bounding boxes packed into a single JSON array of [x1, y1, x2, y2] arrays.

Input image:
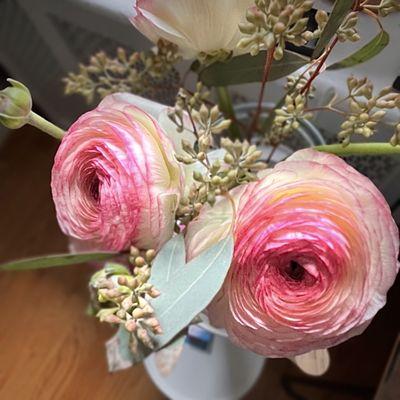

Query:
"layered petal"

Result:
[[51, 94, 183, 251], [185, 149, 399, 357]]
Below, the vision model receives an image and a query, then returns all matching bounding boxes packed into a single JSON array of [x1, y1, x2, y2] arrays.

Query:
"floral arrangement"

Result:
[[1, 0, 399, 376]]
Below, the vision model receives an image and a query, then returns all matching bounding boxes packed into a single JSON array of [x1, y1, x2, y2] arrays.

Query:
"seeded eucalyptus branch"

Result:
[[166, 83, 268, 224], [63, 40, 181, 105], [238, 0, 314, 59], [177, 138, 266, 226], [266, 93, 312, 145], [363, 0, 400, 16], [90, 247, 161, 355]]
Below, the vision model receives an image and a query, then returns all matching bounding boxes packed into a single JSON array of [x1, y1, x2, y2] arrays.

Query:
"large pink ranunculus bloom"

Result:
[[186, 149, 399, 357], [131, 0, 253, 59], [51, 94, 183, 252]]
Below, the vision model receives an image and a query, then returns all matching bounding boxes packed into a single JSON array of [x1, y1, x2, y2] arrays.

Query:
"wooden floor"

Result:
[[0, 126, 398, 400]]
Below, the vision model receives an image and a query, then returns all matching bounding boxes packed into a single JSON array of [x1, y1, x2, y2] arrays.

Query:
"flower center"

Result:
[[89, 176, 100, 202], [285, 260, 305, 281]]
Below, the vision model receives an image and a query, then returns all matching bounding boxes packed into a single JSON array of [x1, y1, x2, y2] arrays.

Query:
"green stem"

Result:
[[314, 142, 400, 156], [28, 111, 65, 140], [216, 86, 241, 140]]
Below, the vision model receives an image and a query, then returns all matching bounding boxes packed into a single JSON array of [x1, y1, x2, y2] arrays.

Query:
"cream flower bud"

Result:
[[131, 0, 254, 59]]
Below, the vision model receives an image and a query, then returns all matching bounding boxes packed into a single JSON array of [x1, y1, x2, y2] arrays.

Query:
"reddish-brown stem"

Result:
[[362, 7, 384, 30], [301, 36, 339, 96], [247, 47, 276, 139], [266, 145, 277, 163]]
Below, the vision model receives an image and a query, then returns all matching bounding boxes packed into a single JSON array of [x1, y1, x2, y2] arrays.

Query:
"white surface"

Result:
[[145, 333, 266, 400]]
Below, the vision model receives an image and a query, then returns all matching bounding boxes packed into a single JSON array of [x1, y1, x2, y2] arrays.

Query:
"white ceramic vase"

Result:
[[144, 323, 266, 400]]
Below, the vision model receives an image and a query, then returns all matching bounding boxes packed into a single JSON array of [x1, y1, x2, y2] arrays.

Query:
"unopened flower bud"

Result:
[[228, 169, 238, 180], [134, 256, 146, 267], [194, 203, 203, 212], [193, 170, 204, 182], [132, 308, 146, 319], [103, 314, 122, 324], [197, 152, 206, 161], [145, 317, 162, 333], [125, 319, 137, 332], [273, 22, 286, 34], [211, 176, 222, 186], [145, 249, 156, 262], [0, 79, 32, 129], [130, 246, 140, 257], [149, 287, 161, 298], [199, 104, 209, 120], [224, 153, 235, 164], [210, 105, 220, 122]]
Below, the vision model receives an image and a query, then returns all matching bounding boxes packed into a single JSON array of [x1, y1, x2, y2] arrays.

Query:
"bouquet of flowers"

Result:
[[1, 0, 399, 380]]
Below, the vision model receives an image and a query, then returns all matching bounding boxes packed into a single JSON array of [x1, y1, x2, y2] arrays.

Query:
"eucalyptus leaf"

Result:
[[149, 234, 234, 349], [328, 31, 389, 70], [199, 51, 308, 86], [0, 252, 118, 271], [312, 0, 353, 59], [150, 234, 186, 288]]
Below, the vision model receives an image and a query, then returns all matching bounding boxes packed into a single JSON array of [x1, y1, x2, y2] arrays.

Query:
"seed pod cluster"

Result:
[[266, 93, 312, 145], [237, 0, 314, 59], [337, 12, 360, 43], [176, 138, 266, 225], [89, 253, 161, 355], [369, 0, 400, 17], [63, 40, 181, 105], [338, 76, 400, 146]]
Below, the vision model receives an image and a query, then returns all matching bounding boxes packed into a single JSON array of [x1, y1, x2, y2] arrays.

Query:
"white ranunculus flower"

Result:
[[131, 0, 253, 59]]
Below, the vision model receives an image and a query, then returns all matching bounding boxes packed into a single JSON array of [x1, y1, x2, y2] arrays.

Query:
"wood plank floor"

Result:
[[0, 126, 398, 400]]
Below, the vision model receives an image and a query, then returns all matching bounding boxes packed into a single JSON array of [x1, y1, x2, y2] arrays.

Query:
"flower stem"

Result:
[[314, 142, 400, 156], [301, 36, 339, 95], [28, 111, 65, 140], [216, 86, 241, 140], [248, 47, 275, 139]]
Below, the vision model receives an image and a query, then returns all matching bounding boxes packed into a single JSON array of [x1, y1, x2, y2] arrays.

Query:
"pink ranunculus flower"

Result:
[[131, 0, 253, 59], [185, 149, 399, 357], [51, 94, 183, 252]]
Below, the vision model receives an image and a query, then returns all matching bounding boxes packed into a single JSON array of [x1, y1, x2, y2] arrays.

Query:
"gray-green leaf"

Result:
[[0, 252, 118, 271], [199, 51, 308, 87], [312, 0, 353, 59], [150, 234, 186, 288], [328, 30, 389, 70], [149, 234, 234, 349]]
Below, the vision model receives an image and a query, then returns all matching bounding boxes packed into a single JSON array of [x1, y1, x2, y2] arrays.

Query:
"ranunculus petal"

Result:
[[51, 94, 183, 252], [185, 148, 399, 357]]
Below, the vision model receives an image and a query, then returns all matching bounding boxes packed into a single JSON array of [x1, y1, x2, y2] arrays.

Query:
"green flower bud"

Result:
[[0, 79, 32, 129], [224, 153, 235, 164], [193, 170, 204, 182], [211, 175, 222, 186]]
